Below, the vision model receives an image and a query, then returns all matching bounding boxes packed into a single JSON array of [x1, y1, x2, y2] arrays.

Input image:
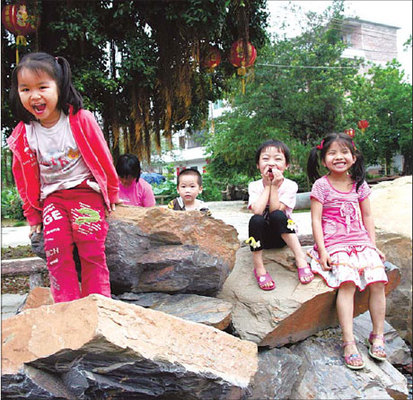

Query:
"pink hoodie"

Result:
[[7, 107, 119, 226]]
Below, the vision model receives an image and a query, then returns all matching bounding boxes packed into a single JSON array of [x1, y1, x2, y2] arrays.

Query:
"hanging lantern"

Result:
[[2, 2, 39, 64], [357, 120, 369, 133], [344, 128, 355, 138], [201, 46, 221, 73], [229, 39, 257, 94]]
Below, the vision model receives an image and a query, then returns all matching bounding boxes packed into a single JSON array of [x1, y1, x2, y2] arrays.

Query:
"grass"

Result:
[[2, 218, 27, 227]]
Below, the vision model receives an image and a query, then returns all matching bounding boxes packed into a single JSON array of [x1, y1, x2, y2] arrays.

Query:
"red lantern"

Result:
[[344, 128, 355, 138], [2, 2, 39, 63], [229, 39, 257, 75], [201, 46, 221, 73], [357, 120, 369, 133], [229, 39, 257, 94]]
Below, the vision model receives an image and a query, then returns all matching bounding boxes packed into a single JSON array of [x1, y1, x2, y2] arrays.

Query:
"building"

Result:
[[340, 18, 399, 73], [152, 100, 230, 177]]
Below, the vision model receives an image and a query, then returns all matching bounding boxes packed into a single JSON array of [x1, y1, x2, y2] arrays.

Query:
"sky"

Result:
[[266, 1, 412, 83]]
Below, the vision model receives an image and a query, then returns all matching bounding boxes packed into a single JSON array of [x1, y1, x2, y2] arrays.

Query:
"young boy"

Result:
[[168, 169, 211, 216], [247, 139, 314, 290]]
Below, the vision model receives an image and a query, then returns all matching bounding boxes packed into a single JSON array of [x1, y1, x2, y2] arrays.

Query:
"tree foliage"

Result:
[[206, 1, 412, 181], [206, 1, 360, 179], [347, 61, 413, 174], [1, 0, 269, 161]]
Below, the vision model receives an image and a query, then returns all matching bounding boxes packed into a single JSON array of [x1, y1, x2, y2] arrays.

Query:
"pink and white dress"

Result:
[[307, 176, 388, 291]]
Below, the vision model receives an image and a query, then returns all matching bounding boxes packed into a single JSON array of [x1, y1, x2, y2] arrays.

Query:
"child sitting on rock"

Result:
[[247, 139, 313, 291], [307, 132, 387, 370], [168, 169, 211, 216]]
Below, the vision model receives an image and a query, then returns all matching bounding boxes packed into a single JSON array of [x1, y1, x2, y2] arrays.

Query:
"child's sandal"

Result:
[[366, 332, 386, 361], [342, 340, 365, 370], [297, 265, 314, 284], [253, 269, 276, 291]]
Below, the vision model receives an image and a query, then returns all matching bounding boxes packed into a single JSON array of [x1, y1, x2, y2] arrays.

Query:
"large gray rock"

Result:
[[116, 292, 233, 330], [31, 206, 240, 297], [247, 347, 302, 400], [218, 246, 401, 348], [288, 329, 408, 400], [2, 294, 258, 399]]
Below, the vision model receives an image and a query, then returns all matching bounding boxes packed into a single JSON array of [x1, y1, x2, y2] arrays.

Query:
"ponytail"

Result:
[[351, 150, 366, 191], [307, 147, 322, 184], [55, 56, 83, 115]]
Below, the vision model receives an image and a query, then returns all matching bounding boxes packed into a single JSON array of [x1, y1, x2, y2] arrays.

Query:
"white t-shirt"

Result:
[[248, 177, 298, 218], [26, 113, 93, 200]]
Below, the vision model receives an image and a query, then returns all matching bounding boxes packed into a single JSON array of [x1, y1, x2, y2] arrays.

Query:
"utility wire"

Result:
[[256, 63, 359, 69]]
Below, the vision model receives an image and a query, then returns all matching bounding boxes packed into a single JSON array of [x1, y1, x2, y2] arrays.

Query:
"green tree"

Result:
[[347, 61, 412, 175], [206, 1, 360, 180], [1, 0, 269, 163]]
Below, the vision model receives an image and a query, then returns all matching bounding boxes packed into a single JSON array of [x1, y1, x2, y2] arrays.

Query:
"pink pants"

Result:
[[42, 181, 111, 303]]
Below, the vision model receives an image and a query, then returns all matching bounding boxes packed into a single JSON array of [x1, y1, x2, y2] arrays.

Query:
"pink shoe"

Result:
[[366, 332, 386, 361], [342, 340, 365, 370], [297, 265, 314, 284], [253, 269, 276, 291]]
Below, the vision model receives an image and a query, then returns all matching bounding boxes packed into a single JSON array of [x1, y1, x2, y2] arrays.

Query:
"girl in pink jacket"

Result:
[[7, 52, 119, 303]]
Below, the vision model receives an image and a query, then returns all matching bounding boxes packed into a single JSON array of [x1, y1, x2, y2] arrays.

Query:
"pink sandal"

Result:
[[297, 265, 314, 284], [254, 269, 276, 291], [366, 332, 386, 361], [342, 340, 365, 370]]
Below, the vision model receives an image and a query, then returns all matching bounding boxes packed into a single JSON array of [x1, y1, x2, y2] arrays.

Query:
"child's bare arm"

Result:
[[311, 199, 331, 270], [359, 197, 386, 260]]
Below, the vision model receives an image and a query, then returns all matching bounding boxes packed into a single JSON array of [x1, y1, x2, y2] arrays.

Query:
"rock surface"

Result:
[[247, 347, 302, 400], [31, 206, 240, 296], [371, 176, 412, 344], [116, 292, 233, 330], [370, 176, 412, 239], [218, 246, 401, 347], [2, 294, 257, 400], [288, 329, 408, 400], [353, 311, 412, 367]]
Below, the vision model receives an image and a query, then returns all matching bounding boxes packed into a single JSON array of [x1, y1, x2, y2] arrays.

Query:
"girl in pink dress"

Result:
[[307, 132, 387, 370]]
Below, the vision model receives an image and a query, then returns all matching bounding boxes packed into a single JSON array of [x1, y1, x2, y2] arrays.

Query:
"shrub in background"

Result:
[[1, 187, 24, 221]]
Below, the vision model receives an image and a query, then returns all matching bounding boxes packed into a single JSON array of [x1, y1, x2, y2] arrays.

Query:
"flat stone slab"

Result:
[[2, 294, 258, 399], [116, 292, 233, 330]]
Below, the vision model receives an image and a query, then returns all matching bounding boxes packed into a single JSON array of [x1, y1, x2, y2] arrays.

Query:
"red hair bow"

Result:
[[316, 140, 324, 150]]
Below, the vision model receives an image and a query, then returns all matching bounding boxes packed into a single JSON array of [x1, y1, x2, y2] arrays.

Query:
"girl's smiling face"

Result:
[[257, 146, 288, 178], [322, 140, 356, 175], [17, 68, 60, 128]]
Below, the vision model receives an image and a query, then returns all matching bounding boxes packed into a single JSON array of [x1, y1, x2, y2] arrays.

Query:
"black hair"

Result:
[[177, 168, 202, 186], [255, 139, 291, 165], [307, 132, 366, 191], [116, 154, 141, 181], [9, 52, 83, 123]]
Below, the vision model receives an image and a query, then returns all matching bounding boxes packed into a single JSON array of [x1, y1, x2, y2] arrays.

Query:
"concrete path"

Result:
[[1, 201, 312, 248], [1, 225, 31, 248]]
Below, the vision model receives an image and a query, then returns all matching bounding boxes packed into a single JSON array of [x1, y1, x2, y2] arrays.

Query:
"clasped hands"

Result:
[[262, 165, 284, 187]]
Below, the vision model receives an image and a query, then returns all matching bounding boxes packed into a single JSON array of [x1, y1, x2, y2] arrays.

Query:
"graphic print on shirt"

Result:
[[38, 146, 82, 183]]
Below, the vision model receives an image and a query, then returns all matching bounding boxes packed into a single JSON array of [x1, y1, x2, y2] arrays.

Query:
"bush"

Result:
[[284, 171, 311, 193], [1, 187, 24, 221], [152, 180, 177, 205], [199, 173, 222, 201]]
